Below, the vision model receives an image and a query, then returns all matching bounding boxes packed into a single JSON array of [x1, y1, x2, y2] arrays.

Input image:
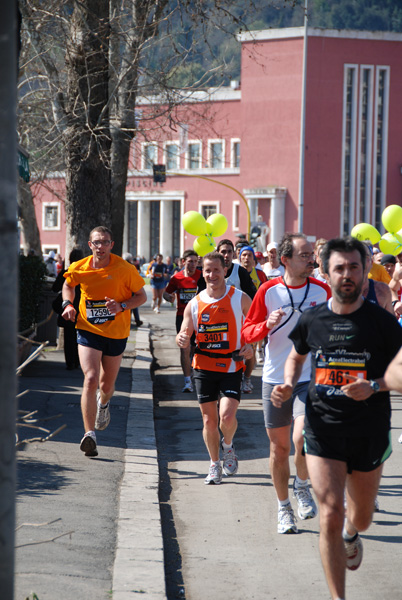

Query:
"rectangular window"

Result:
[[373, 67, 389, 231], [357, 67, 373, 224], [231, 139, 240, 168], [200, 203, 219, 219], [143, 143, 157, 170], [127, 200, 138, 257], [209, 140, 224, 169], [341, 66, 358, 236], [43, 203, 60, 230], [188, 142, 201, 169], [165, 143, 179, 171], [172, 201, 181, 258], [233, 201, 240, 230]]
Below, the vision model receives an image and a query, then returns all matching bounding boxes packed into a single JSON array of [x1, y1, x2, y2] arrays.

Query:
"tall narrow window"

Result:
[[43, 204, 60, 230], [165, 143, 179, 171], [209, 141, 224, 168], [342, 66, 357, 236], [358, 68, 373, 224], [127, 201, 138, 257], [233, 201, 240, 230], [373, 68, 389, 231], [143, 143, 157, 170], [150, 201, 160, 257], [172, 201, 181, 258], [188, 142, 201, 169], [231, 140, 240, 168]]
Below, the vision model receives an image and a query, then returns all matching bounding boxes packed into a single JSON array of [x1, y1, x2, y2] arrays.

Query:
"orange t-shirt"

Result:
[[190, 286, 245, 373], [64, 254, 145, 339]]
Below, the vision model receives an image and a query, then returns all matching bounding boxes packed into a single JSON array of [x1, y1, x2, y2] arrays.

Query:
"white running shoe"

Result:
[[398, 432, 402, 444], [80, 432, 98, 457], [293, 480, 317, 520], [374, 496, 380, 512], [256, 349, 264, 364], [151, 300, 155, 309], [181, 381, 194, 393], [95, 392, 111, 431], [344, 533, 363, 570], [204, 463, 223, 485], [242, 377, 253, 393], [221, 439, 239, 476], [277, 504, 298, 534], [154, 306, 160, 314]]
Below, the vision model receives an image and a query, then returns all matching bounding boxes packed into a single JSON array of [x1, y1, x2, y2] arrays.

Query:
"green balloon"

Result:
[[351, 223, 381, 244], [207, 213, 228, 237], [193, 235, 216, 257], [182, 211, 207, 236], [382, 205, 402, 233]]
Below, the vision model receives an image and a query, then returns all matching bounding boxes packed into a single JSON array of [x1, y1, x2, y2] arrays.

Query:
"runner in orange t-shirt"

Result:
[[62, 226, 146, 457]]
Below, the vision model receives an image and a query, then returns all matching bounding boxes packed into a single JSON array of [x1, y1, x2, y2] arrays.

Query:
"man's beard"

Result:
[[333, 278, 363, 304]]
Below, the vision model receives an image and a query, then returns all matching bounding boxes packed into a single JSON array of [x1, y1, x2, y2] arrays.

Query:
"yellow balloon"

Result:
[[382, 204, 402, 233], [193, 235, 216, 257], [182, 211, 207, 236], [207, 213, 228, 237], [379, 233, 402, 256], [205, 222, 213, 235], [351, 223, 381, 244]]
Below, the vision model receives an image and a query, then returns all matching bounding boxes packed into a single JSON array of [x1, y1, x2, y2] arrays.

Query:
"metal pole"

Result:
[[298, 0, 308, 232], [0, 0, 18, 597]]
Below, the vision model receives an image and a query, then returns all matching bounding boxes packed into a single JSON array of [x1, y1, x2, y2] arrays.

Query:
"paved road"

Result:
[[150, 304, 402, 600]]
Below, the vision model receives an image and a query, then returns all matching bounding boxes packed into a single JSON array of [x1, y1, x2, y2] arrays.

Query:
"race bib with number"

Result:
[[86, 300, 115, 325], [179, 288, 197, 305], [197, 322, 229, 350], [315, 350, 367, 398]]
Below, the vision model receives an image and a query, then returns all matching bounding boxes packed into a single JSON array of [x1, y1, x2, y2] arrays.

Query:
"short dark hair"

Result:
[[278, 233, 307, 261], [182, 249, 198, 261], [89, 226, 113, 240], [217, 239, 234, 251], [203, 251, 225, 269], [321, 236, 366, 275], [69, 246, 84, 264]]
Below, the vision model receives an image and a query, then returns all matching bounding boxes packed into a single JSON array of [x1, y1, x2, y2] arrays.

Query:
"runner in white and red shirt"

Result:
[[242, 233, 331, 535]]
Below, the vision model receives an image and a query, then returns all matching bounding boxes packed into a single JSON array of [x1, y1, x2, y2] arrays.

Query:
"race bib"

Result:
[[197, 322, 229, 350], [315, 350, 367, 397], [86, 300, 115, 325], [154, 272, 163, 279], [179, 288, 197, 304]]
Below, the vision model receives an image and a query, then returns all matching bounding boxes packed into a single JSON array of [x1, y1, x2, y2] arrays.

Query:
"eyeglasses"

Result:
[[90, 240, 112, 247], [297, 252, 315, 260]]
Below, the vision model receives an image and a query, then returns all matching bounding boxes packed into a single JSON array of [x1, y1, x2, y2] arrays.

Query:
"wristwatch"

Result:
[[121, 302, 128, 312], [369, 380, 380, 393], [62, 299, 73, 311]]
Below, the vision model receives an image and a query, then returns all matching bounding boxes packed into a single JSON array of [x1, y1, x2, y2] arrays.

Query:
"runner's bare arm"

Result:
[[384, 347, 402, 394], [176, 303, 194, 348], [271, 347, 307, 408], [61, 280, 77, 321]]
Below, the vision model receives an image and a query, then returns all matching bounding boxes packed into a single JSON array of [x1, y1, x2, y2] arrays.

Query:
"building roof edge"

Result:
[[238, 26, 402, 44]]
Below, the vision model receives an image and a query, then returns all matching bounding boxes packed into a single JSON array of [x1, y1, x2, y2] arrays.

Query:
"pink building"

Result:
[[31, 27, 402, 260]]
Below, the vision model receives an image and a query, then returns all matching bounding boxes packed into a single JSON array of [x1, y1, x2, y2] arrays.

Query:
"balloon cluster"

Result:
[[182, 211, 228, 256], [351, 205, 402, 255]]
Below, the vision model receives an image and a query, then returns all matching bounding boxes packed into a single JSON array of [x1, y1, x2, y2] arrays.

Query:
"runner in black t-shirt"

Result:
[[271, 236, 402, 600]]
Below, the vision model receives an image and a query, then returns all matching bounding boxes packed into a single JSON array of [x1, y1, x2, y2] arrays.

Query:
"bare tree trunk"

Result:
[[0, 0, 17, 595], [17, 179, 42, 256], [64, 0, 112, 252]]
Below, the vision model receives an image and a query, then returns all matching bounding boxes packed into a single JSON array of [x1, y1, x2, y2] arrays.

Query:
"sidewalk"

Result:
[[15, 287, 167, 600]]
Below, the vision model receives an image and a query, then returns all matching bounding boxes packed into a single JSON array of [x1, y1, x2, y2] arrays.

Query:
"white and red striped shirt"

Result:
[[242, 276, 331, 383]]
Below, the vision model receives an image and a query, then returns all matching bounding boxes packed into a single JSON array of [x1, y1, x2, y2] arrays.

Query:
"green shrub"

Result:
[[19, 255, 47, 333]]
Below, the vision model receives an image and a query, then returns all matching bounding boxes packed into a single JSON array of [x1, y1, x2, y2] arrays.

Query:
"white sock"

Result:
[[342, 520, 357, 541], [278, 498, 291, 509], [295, 475, 308, 488], [221, 439, 233, 450], [211, 459, 220, 466], [184, 376, 191, 384], [85, 430, 96, 439]]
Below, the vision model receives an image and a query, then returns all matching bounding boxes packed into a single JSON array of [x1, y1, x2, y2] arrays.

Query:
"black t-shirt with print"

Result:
[[289, 300, 402, 436]]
